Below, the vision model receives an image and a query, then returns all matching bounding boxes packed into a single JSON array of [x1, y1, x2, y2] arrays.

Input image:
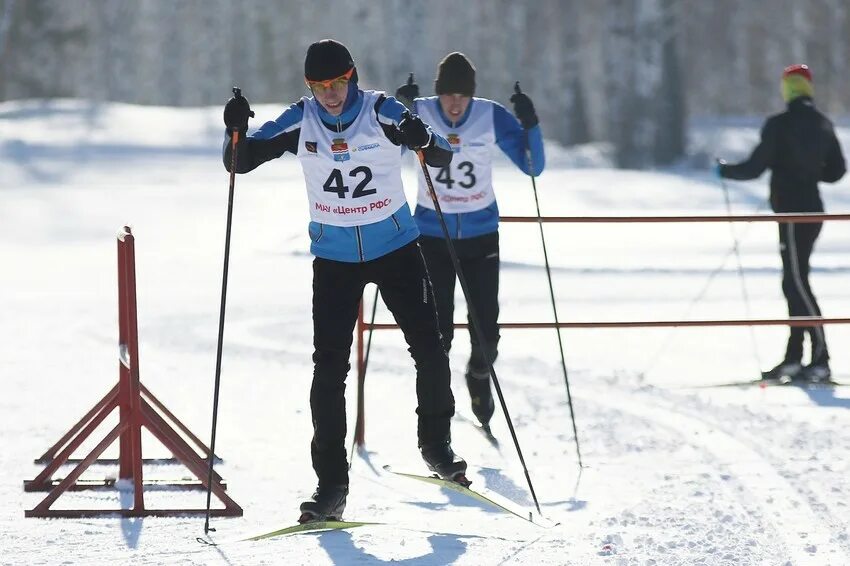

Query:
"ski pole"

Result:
[[717, 163, 762, 371], [640, 198, 768, 377], [515, 82, 583, 469], [414, 143, 542, 514], [204, 86, 246, 534]]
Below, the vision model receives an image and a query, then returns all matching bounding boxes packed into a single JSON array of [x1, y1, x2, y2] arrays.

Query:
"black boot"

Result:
[[801, 362, 831, 383], [761, 360, 803, 382], [466, 366, 495, 426], [420, 439, 467, 481], [298, 484, 348, 523]]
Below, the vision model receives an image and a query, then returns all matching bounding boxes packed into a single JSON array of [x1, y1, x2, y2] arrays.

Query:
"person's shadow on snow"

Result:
[[802, 385, 850, 410], [319, 530, 469, 565]]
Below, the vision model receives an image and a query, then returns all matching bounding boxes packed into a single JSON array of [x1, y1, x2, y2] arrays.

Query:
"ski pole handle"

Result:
[[513, 80, 532, 156], [230, 86, 241, 140]]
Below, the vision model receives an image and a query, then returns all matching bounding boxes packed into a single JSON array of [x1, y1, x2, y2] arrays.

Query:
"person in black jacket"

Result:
[[719, 64, 846, 382]]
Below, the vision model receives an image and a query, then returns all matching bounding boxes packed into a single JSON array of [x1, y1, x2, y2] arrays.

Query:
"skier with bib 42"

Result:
[[718, 64, 845, 384], [222, 39, 468, 523], [395, 52, 545, 428]]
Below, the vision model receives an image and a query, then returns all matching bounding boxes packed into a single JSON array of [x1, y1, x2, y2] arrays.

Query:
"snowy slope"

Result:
[[2, 100, 850, 565]]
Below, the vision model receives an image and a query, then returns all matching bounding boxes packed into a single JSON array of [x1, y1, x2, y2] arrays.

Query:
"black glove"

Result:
[[223, 88, 254, 134], [395, 73, 419, 110], [398, 112, 431, 150], [510, 82, 538, 129]]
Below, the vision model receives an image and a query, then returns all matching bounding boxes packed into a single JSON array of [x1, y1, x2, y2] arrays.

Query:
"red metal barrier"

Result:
[[362, 316, 850, 330], [353, 301, 367, 447], [351, 212, 850, 447], [500, 212, 850, 223], [24, 226, 242, 518]]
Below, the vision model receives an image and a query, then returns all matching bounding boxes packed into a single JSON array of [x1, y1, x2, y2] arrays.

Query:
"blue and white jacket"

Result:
[[411, 97, 545, 239], [223, 84, 452, 262]]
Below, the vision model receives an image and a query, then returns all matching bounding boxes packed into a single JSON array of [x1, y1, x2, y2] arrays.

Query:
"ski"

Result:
[[243, 520, 378, 541], [383, 465, 555, 527], [688, 377, 848, 389], [197, 520, 378, 546], [476, 423, 500, 448], [687, 378, 787, 389], [454, 412, 500, 448]]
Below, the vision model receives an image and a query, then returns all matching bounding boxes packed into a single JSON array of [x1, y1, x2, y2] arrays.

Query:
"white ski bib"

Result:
[[297, 91, 407, 227], [415, 98, 496, 213]]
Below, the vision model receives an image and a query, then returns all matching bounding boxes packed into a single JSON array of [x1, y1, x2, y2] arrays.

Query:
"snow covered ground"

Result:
[[2, 100, 850, 565]]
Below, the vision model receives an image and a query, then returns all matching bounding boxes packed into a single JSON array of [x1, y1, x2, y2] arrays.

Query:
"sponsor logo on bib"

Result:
[[447, 133, 462, 153], [305, 141, 317, 153], [331, 138, 350, 162]]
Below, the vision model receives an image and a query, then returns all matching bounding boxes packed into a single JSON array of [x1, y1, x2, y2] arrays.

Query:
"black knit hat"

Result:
[[434, 52, 475, 96], [304, 39, 356, 82]]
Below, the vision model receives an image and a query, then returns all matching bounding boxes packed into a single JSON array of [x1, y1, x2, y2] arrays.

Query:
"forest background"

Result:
[[2, 0, 849, 167]]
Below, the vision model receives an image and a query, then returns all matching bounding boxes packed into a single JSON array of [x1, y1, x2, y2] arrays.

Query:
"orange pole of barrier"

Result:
[[500, 212, 850, 223], [364, 316, 850, 330], [353, 300, 366, 447]]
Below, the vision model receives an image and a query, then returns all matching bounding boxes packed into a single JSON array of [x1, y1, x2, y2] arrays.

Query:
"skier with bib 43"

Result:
[[395, 52, 545, 428], [222, 39, 468, 523]]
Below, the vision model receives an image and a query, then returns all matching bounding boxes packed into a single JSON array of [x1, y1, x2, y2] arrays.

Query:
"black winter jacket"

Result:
[[720, 97, 846, 212]]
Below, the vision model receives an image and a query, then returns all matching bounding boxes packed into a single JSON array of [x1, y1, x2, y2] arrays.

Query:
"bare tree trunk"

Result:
[[732, 1, 753, 114], [576, 1, 606, 142], [654, 0, 685, 165], [0, 0, 17, 99], [790, 1, 808, 63], [824, 0, 847, 115]]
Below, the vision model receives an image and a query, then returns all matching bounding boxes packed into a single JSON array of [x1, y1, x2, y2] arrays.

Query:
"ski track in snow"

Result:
[[662, 388, 850, 554], [536, 374, 850, 564], [579, 383, 847, 563]]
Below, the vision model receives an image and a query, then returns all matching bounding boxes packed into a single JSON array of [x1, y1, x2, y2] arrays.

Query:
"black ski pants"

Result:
[[778, 222, 829, 365], [418, 232, 500, 374], [310, 240, 454, 488]]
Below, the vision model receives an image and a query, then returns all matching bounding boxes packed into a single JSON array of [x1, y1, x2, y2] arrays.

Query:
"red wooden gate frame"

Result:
[[24, 226, 243, 518]]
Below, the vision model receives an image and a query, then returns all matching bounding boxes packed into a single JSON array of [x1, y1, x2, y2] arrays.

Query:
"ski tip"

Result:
[[481, 428, 500, 448], [528, 512, 562, 529]]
